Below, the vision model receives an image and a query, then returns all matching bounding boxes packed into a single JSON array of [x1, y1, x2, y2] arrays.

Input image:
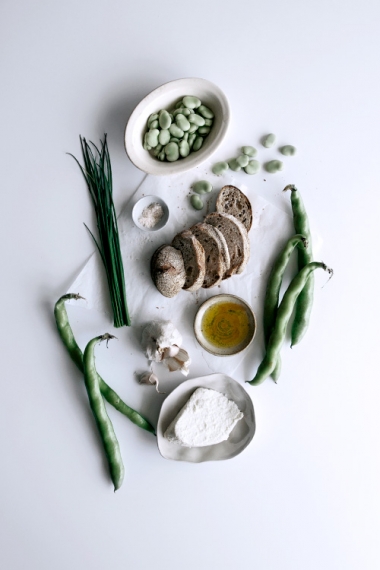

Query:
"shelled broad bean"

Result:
[[144, 96, 214, 162]]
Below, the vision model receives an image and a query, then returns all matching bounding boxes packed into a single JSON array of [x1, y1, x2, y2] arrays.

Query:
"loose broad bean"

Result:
[[265, 160, 283, 173], [228, 158, 241, 172], [212, 161, 229, 176], [164, 141, 179, 161], [242, 146, 257, 157], [146, 129, 159, 148], [169, 124, 184, 138], [262, 133, 276, 148], [188, 123, 199, 134], [159, 110, 171, 130], [188, 113, 205, 127], [244, 159, 260, 175], [158, 129, 170, 145], [192, 180, 212, 194], [179, 140, 190, 157], [280, 145, 297, 156], [188, 133, 197, 149], [190, 194, 204, 210], [183, 95, 201, 109], [175, 114, 190, 131], [147, 113, 158, 127], [236, 154, 249, 168], [197, 104, 214, 119], [192, 136, 203, 151]]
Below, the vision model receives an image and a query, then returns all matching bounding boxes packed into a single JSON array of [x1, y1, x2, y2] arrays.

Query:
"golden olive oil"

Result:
[[201, 301, 251, 350]]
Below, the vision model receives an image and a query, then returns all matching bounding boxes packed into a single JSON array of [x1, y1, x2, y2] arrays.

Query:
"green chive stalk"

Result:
[[69, 135, 131, 327]]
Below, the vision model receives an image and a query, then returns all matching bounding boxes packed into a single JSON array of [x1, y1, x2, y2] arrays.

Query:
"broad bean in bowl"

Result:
[[125, 78, 230, 176]]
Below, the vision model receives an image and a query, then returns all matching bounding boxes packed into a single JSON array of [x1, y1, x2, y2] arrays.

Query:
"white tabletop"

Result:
[[2, 1, 380, 569]]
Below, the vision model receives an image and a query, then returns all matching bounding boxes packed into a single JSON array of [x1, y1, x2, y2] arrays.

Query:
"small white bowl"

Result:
[[132, 195, 169, 232], [125, 77, 230, 176], [157, 373, 255, 463], [194, 294, 257, 356]]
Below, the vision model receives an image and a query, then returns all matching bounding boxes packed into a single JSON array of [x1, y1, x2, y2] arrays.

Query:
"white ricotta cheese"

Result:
[[164, 387, 244, 448]]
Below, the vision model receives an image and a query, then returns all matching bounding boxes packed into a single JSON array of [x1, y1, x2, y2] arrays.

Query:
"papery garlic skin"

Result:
[[138, 370, 165, 394], [141, 321, 183, 362]]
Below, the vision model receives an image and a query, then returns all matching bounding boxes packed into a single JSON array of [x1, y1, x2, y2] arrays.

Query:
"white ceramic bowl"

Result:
[[157, 373, 255, 463], [132, 195, 169, 232], [194, 294, 257, 356], [125, 78, 230, 176]]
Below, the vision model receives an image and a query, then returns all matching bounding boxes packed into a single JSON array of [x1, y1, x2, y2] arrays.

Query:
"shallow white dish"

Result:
[[132, 195, 169, 232], [194, 294, 257, 356], [125, 77, 230, 176], [157, 373, 255, 463]]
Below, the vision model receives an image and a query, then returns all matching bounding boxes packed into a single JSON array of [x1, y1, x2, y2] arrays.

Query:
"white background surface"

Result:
[[1, 1, 380, 569]]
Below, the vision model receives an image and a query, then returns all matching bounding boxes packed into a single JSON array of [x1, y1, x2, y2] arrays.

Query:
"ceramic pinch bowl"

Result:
[[157, 373, 255, 463], [125, 77, 230, 176], [132, 195, 169, 232]]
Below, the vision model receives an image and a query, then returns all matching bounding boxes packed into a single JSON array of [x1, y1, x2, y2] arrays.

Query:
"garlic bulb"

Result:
[[141, 320, 190, 376]]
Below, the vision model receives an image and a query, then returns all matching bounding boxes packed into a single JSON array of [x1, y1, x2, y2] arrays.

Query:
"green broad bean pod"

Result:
[[54, 294, 156, 435], [263, 235, 308, 382], [83, 334, 124, 491], [247, 262, 333, 386], [284, 185, 314, 347]]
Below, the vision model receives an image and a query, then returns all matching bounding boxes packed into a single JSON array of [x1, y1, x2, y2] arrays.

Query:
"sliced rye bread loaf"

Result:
[[151, 245, 186, 298], [190, 223, 229, 288], [204, 212, 250, 277], [172, 230, 206, 292], [215, 185, 253, 232]]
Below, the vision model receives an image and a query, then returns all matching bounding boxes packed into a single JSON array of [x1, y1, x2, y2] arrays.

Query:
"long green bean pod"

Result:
[[54, 294, 156, 435], [83, 334, 124, 491], [263, 234, 308, 381], [284, 185, 314, 347], [248, 262, 332, 386]]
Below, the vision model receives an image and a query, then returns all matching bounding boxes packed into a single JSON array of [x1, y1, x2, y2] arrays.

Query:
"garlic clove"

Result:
[[163, 344, 180, 359], [138, 371, 165, 394], [164, 348, 191, 376]]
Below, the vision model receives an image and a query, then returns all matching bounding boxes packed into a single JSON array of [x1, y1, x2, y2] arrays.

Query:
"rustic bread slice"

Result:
[[216, 185, 253, 232], [151, 245, 186, 298], [172, 230, 206, 292], [205, 212, 250, 277], [190, 223, 227, 288]]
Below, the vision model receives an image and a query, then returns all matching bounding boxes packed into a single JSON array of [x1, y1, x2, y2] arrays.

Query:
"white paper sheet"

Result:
[[67, 161, 297, 381]]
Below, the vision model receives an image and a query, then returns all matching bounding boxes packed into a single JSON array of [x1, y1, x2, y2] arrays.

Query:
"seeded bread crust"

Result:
[[190, 223, 227, 288], [172, 230, 206, 292], [151, 245, 186, 298], [204, 212, 250, 277], [216, 185, 253, 232]]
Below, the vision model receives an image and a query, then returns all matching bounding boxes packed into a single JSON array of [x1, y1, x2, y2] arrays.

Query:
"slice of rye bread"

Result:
[[215, 185, 253, 232], [190, 223, 229, 288], [172, 230, 206, 292], [204, 212, 250, 277], [151, 245, 186, 298]]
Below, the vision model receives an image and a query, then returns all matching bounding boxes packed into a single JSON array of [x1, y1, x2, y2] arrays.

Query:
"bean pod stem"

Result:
[[263, 234, 308, 381], [83, 334, 124, 491], [54, 294, 156, 435], [284, 185, 314, 347], [247, 262, 333, 386]]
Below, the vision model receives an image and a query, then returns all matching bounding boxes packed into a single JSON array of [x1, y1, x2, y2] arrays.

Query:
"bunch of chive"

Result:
[[69, 135, 131, 327]]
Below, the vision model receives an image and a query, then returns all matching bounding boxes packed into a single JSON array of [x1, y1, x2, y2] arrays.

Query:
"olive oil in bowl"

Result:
[[194, 294, 256, 356]]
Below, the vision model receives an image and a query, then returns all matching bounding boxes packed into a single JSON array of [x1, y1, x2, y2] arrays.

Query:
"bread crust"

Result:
[[216, 185, 253, 232], [151, 245, 186, 298], [172, 230, 206, 292], [204, 212, 250, 277], [190, 223, 227, 288]]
